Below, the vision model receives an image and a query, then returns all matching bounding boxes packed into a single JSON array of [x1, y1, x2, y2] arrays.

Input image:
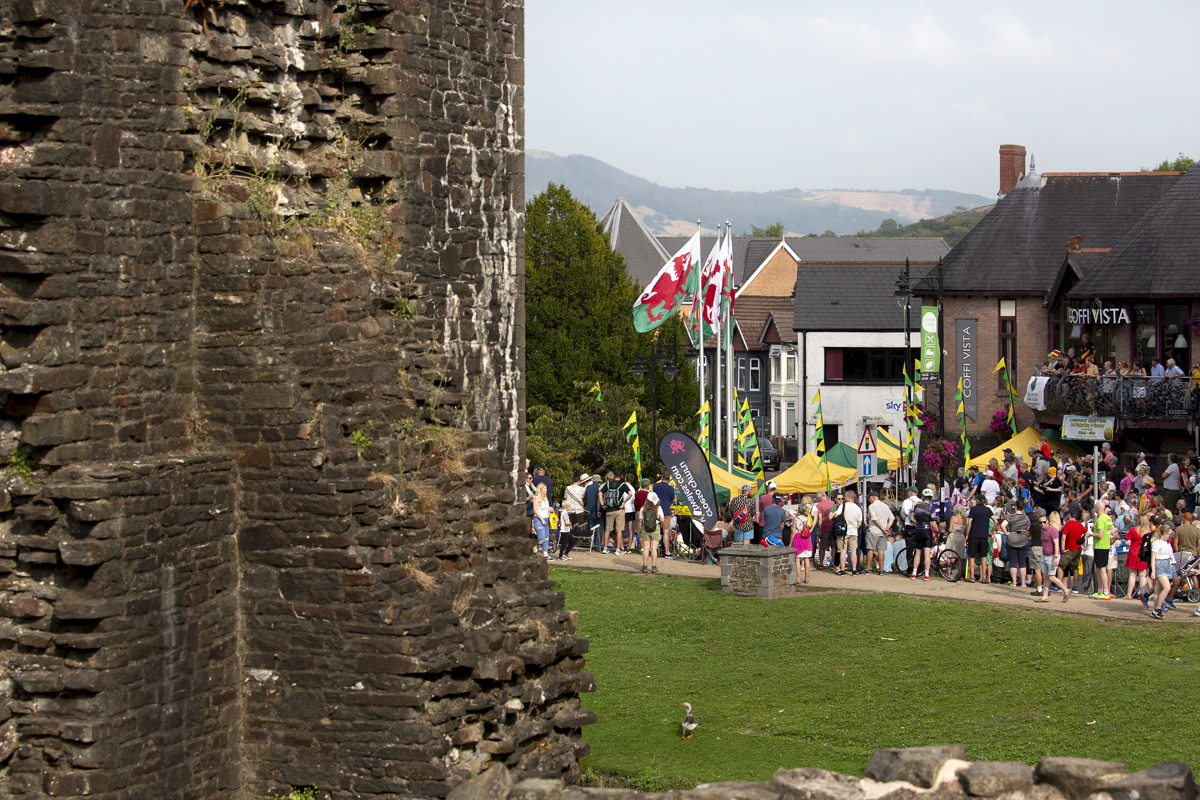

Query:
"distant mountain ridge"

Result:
[[526, 150, 993, 237]]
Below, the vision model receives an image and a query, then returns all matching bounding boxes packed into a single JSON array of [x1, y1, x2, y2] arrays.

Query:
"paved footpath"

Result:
[[551, 548, 1199, 624]]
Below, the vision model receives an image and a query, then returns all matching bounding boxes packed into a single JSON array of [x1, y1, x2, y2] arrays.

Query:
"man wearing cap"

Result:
[[897, 487, 919, 574], [965, 464, 984, 502], [563, 473, 587, 516], [1003, 455, 1019, 487], [864, 490, 893, 575], [762, 492, 787, 545], [727, 485, 757, 544]]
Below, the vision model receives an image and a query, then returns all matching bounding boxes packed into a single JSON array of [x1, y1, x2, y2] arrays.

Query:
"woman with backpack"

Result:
[[1125, 513, 1153, 603], [639, 492, 664, 574]]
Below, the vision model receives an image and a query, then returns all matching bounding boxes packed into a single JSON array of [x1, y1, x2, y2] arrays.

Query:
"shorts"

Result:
[[1094, 549, 1110, 569], [865, 528, 888, 552], [625, 511, 636, 523], [1008, 545, 1029, 571], [604, 510, 624, 533], [733, 528, 754, 542], [912, 529, 933, 548], [796, 550, 813, 559], [1058, 549, 1081, 574], [642, 525, 662, 542], [967, 538, 989, 562], [819, 528, 834, 549], [1040, 555, 1055, 576], [1156, 558, 1178, 580]]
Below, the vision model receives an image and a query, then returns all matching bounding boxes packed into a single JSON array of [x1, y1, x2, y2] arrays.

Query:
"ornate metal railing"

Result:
[[1035, 373, 1200, 422]]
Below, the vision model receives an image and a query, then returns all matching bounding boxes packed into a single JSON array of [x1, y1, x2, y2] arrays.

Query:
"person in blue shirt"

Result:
[[650, 473, 676, 556]]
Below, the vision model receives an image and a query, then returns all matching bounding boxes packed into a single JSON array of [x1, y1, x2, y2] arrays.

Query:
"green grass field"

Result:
[[552, 567, 1199, 789]]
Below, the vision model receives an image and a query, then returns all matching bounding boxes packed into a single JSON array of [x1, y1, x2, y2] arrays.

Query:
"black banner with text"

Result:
[[657, 430, 719, 530]]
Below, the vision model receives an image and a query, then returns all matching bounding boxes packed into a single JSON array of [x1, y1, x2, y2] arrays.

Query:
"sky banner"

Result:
[[657, 430, 719, 530]]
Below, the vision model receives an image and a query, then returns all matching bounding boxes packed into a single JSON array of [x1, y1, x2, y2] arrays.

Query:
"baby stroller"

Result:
[[1177, 553, 1200, 603]]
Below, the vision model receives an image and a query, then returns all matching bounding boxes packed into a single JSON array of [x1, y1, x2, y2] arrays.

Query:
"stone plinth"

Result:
[[720, 544, 796, 598]]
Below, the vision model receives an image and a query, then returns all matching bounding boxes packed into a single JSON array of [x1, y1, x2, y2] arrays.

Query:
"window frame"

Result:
[[749, 358, 761, 391], [999, 300, 1017, 390]]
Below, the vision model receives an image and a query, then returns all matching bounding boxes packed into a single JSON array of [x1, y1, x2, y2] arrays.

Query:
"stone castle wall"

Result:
[[0, 2, 593, 798]]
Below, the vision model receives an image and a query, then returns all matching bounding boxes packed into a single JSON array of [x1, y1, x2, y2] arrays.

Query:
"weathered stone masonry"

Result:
[[0, 2, 594, 799]]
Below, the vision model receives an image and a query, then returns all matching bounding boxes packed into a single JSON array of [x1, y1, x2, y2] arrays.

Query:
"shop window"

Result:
[[1163, 304, 1190, 370], [825, 347, 918, 384], [999, 300, 1016, 388]]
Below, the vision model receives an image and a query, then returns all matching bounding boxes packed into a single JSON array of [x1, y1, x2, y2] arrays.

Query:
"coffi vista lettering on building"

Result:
[[1067, 306, 1132, 325]]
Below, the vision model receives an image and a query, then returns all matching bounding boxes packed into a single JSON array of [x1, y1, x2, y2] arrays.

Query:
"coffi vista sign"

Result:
[[1067, 306, 1131, 325]]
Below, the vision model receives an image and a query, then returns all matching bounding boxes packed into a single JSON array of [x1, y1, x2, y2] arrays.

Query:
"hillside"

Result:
[[852, 205, 995, 248], [526, 150, 994, 237]]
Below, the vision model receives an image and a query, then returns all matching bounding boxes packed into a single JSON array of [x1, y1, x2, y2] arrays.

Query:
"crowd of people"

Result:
[[525, 444, 1200, 619], [1038, 343, 1200, 416]]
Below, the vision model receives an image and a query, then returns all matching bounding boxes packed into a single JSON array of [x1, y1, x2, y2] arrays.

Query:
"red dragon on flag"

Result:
[[633, 232, 701, 333]]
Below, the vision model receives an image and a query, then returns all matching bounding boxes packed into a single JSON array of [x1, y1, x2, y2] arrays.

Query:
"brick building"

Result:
[[916, 146, 1194, 457]]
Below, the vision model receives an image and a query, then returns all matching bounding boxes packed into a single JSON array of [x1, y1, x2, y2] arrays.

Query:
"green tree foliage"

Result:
[[525, 184, 700, 488], [851, 205, 992, 248], [1144, 153, 1196, 172], [745, 220, 785, 237], [526, 183, 642, 411]]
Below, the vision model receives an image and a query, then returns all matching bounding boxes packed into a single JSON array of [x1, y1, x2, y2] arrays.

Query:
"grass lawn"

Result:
[[552, 567, 1200, 789]]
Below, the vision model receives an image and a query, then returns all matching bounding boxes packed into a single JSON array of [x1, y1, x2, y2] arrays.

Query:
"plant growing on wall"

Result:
[[989, 405, 1013, 438]]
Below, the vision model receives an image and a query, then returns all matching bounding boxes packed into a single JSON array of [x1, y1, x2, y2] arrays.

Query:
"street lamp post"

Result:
[[895, 257, 912, 486]]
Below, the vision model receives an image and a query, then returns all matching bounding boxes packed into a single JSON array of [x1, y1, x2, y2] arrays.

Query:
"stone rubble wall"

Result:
[[446, 746, 1197, 800], [0, 1, 595, 798]]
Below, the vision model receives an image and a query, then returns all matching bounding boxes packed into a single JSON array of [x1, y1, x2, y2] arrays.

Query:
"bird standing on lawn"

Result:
[[680, 702, 698, 739]]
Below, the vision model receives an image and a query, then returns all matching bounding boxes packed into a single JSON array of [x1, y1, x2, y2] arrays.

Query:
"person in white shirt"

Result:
[[1149, 526, 1178, 618], [980, 475, 1002, 504], [832, 490, 863, 575]]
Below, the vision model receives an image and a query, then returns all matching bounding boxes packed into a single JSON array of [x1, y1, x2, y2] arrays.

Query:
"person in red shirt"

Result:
[[1058, 509, 1087, 599]]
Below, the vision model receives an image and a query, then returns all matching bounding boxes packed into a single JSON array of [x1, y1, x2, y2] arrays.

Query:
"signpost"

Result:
[[857, 426, 877, 479], [1062, 415, 1115, 504]]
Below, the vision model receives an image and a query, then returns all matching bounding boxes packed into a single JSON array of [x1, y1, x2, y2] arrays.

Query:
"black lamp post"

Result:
[[895, 257, 912, 485], [630, 347, 678, 470]]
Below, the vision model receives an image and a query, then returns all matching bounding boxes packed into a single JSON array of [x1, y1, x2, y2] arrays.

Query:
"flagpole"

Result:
[[713, 226, 723, 464], [697, 219, 709, 452], [724, 219, 736, 471]]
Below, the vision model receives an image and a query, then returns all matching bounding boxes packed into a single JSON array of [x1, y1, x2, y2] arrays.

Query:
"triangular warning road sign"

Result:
[[857, 426, 877, 455]]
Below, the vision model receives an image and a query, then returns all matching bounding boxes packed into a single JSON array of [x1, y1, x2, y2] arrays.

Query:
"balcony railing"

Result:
[[1036, 373, 1199, 422]]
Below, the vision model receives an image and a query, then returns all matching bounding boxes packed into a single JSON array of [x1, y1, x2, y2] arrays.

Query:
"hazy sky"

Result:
[[526, 1, 1200, 198]]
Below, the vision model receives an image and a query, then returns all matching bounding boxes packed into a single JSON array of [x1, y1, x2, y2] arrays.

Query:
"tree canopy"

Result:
[[742, 220, 785, 237], [524, 184, 700, 485], [1144, 153, 1196, 172]]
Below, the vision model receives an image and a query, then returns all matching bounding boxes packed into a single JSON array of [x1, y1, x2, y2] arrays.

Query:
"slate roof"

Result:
[[599, 198, 671, 288], [1068, 166, 1200, 299], [730, 296, 798, 345], [794, 262, 936, 332], [916, 172, 1182, 296]]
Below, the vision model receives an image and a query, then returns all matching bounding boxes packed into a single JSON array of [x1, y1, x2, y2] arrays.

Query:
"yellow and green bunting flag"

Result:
[[623, 411, 640, 485], [587, 381, 603, 404], [695, 400, 710, 451]]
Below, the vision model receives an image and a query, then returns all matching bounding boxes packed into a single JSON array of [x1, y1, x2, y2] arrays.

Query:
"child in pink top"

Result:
[[792, 507, 814, 584]]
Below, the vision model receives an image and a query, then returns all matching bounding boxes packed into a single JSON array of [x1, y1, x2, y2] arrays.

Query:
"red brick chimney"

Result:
[[999, 144, 1027, 196]]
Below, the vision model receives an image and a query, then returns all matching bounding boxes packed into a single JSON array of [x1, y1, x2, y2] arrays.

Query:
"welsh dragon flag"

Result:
[[696, 232, 727, 340], [633, 231, 701, 333]]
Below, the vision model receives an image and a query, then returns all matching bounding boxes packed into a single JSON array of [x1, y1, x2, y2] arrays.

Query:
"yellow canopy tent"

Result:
[[967, 426, 1085, 469], [773, 452, 859, 494]]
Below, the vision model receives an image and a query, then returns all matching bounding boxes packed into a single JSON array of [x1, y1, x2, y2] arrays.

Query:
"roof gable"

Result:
[[738, 240, 799, 298], [1068, 166, 1200, 299], [600, 198, 672, 288]]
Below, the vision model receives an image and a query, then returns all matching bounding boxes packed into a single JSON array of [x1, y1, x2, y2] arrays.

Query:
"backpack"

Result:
[[1138, 532, 1153, 564], [831, 505, 847, 535], [602, 481, 622, 511], [642, 505, 658, 533]]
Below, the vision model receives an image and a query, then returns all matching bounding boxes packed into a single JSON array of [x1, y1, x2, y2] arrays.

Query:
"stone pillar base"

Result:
[[719, 544, 796, 598]]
